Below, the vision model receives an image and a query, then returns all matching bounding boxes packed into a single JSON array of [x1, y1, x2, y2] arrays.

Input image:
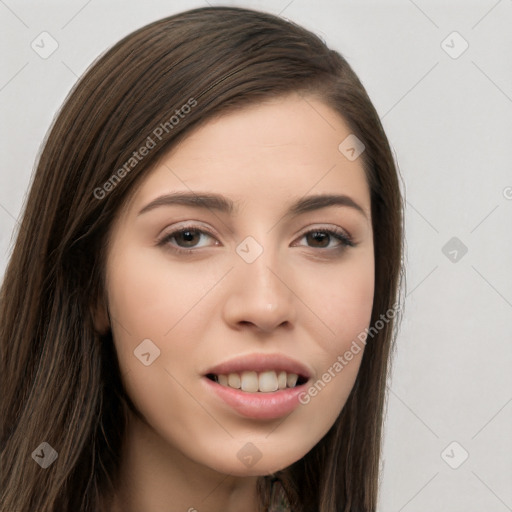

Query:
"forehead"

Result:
[[126, 93, 371, 218]]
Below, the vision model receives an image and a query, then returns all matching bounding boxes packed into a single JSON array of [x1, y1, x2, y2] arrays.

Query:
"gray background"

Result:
[[1, 0, 511, 510]]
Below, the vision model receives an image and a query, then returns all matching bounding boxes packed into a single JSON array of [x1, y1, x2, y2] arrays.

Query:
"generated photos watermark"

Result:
[[93, 97, 197, 200], [298, 303, 401, 405]]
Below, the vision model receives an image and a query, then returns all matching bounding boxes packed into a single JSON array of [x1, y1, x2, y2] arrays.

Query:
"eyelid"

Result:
[[156, 221, 220, 248], [292, 224, 355, 249], [157, 221, 356, 254]]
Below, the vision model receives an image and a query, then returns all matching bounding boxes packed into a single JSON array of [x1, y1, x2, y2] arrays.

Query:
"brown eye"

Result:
[[305, 231, 330, 248], [297, 228, 354, 250], [158, 225, 219, 252], [174, 229, 202, 247]]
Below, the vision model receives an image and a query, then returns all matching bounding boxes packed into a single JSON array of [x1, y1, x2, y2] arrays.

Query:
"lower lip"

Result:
[[202, 377, 307, 420]]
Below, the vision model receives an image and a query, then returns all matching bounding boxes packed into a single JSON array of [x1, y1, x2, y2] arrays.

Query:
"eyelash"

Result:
[[157, 224, 355, 255]]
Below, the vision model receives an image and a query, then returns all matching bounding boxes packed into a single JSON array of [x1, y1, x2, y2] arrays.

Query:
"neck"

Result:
[[102, 411, 261, 512]]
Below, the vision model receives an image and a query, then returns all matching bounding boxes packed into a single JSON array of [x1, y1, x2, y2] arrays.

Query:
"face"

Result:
[[102, 93, 374, 477]]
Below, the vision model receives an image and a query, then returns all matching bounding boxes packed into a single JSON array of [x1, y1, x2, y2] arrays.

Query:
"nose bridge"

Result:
[[238, 239, 287, 303], [223, 236, 296, 331]]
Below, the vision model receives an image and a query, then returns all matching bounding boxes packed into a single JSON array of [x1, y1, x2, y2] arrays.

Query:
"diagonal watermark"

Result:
[[0, 62, 29, 92], [61, 0, 93, 30], [264, 302, 402, 438], [406, 200, 439, 233], [109, 311, 132, 337], [472, 61, 512, 105], [162, 367, 234, 438], [472, 0, 502, 30], [388, 386, 439, 438], [299, 92, 337, 131], [398, 471, 439, 511], [407, 0, 439, 28], [164, 163, 235, 236], [382, 62, 439, 119], [198, 472, 233, 504], [0, 202, 21, 229], [472, 471, 512, 511], [471, 265, 512, 308], [470, 204, 500, 233], [61, 60, 79, 78], [405, 265, 438, 298], [266, 266, 336, 336], [266, 163, 337, 234], [0, 0, 29, 28], [278, 0, 295, 16], [0, 202, 32, 245], [472, 396, 512, 439]]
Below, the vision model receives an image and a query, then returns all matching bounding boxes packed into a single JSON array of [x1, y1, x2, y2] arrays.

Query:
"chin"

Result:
[[204, 445, 305, 478]]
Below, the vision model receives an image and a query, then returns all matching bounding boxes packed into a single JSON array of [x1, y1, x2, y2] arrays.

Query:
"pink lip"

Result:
[[202, 353, 312, 420], [204, 353, 312, 379], [202, 377, 308, 420]]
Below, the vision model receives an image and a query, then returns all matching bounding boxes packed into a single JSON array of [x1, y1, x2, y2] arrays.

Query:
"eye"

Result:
[[294, 227, 354, 250], [157, 225, 219, 253], [157, 224, 355, 255]]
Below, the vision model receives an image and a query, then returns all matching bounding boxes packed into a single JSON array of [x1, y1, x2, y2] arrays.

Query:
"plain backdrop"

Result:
[[1, 1, 511, 510]]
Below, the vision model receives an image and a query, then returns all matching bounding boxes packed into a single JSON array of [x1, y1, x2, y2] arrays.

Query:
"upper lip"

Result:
[[204, 353, 312, 379]]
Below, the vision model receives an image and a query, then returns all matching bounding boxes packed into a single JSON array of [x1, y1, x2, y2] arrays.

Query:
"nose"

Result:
[[222, 250, 297, 333]]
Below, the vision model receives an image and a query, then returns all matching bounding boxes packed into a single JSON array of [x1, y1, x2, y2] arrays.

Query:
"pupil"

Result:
[[180, 230, 198, 246], [308, 231, 329, 247]]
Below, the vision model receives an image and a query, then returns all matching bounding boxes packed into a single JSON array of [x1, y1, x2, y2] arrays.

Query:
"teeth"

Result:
[[228, 373, 241, 389], [259, 370, 279, 392], [277, 371, 287, 390], [213, 370, 302, 392], [241, 371, 259, 392], [287, 373, 298, 388]]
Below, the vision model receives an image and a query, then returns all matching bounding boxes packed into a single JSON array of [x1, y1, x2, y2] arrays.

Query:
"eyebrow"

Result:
[[137, 191, 367, 219]]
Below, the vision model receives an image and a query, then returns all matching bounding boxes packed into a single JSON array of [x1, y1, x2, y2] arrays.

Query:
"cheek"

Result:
[[293, 253, 374, 421], [299, 251, 375, 352], [105, 245, 221, 350], [324, 270, 374, 336]]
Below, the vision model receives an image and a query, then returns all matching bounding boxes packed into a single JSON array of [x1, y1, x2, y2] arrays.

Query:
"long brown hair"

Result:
[[0, 7, 403, 511]]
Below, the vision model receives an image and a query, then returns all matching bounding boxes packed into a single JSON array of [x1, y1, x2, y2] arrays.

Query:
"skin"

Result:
[[97, 93, 375, 512]]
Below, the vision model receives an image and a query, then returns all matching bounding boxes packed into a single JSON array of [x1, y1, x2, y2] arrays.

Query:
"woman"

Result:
[[0, 6, 403, 511]]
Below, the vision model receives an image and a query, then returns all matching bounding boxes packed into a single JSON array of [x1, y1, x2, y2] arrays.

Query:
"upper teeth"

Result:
[[215, 371, 299, 393]]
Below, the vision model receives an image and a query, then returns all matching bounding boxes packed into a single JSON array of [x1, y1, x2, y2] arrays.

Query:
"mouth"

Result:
[[202, 353, 312, 420], [205, 370, 309, 393]]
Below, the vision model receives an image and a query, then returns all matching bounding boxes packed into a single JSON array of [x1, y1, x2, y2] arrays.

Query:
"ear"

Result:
[[90, 290, 111, 335]]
